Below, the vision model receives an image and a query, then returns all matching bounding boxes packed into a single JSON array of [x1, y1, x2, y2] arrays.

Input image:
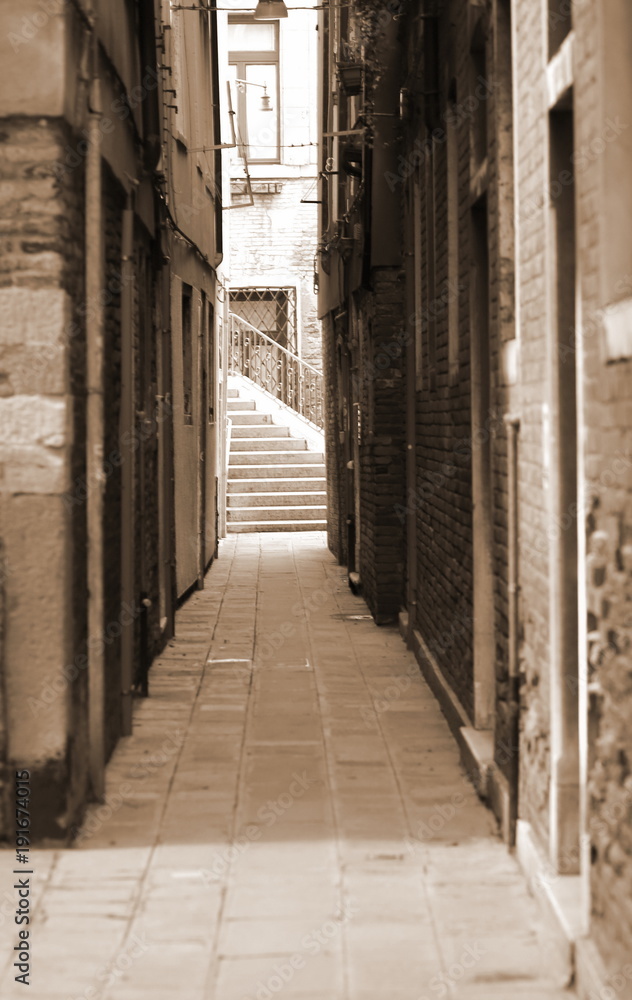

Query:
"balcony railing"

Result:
[[229, 312, 324, 429]]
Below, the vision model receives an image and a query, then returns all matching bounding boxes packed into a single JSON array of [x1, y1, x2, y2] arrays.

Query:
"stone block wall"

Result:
[[0, 116, 90, 839]]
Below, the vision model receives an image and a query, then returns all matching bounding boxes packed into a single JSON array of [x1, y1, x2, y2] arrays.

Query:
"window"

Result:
[[229, 287, 297, 352], [228, 16, 280, 163], [182, 284, 193, 425]]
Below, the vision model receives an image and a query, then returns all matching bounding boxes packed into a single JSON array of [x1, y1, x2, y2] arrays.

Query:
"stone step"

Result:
[[228, 492, 328, 508], [227, 505, 327, 522], [231, 424, 289, 439], [227, 477, 326, 493], [227, 388, 240, 398], [226, 383, 327, 533], [228, 520, 327, 533], [229, 463, 326, 479], [227, 398, 255, 410], [229, 452, 323, 466], [229, 412, 272, 425], [230, 438, 307, 453]]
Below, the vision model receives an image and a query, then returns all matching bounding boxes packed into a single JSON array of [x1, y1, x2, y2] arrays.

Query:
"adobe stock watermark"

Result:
[[68, 933, 150, 1000], [354, 278, 463, 389], [257, 575, 341, 661], [53, 65, 161, 181], [417, 941, 486, 1000], [241, 901, 358, 1000], [7, 0, 68, 53], [361, 605, 472, 731], [585, 963, 632, 1000], [199, 771, 316, 882], [27, 601, 146, 717], [521, 116, 628, 222], [61, 395, 174, 513], [385, 77, 496, 192], [70, 729, 185, 844]]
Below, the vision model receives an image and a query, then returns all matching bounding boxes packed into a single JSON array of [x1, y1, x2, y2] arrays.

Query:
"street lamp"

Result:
[[253, 0, 288, 19], [234, 78, 274, 112]]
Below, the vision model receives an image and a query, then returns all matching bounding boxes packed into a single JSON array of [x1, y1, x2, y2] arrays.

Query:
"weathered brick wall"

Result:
[[400, 3, 476, 718], [0, 116, 89, 839], [399, 0, 516, 747], [487, 0, 518, 774], [512, 0, 552, 843], [228, 179, 322, 365], [358, 268, 407, 623], [103, 166, 125, 761], [322, 311, 346, 563], [574, 0, 632, 975], [133, 240, 162, 675]]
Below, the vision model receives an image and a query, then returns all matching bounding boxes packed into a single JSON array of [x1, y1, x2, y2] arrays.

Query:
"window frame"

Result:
[[228, 15, 281, 165]]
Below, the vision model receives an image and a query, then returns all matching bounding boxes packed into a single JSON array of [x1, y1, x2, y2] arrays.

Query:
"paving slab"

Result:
[[0, 532, 576, 999]]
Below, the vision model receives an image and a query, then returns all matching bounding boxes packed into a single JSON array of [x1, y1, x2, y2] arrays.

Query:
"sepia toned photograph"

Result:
[[0, 0, 631, 997]]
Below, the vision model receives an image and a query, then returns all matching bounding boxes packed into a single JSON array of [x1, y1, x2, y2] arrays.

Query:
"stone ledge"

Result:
[[398, 612, 470, 737], [399, 612, 607, 1000], [516, 819, 582, 991], [398, 608, 613, 1000]]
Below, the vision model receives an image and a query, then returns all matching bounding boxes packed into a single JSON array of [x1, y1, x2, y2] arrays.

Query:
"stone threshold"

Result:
[[398, 609, 611, 1000]]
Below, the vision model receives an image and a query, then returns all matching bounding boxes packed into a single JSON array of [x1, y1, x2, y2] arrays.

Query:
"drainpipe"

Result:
[[86, 21, 105, 800], [504, 413, 521, 846], [120, 197, 135, 735]]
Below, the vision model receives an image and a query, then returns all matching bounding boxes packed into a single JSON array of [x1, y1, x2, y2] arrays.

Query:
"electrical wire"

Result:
[[188, 141, 318, 150], [171, 4, 349, 10]]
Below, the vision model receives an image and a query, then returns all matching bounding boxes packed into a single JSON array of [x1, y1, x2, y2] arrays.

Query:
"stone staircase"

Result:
[[227, 384, 327, 533]]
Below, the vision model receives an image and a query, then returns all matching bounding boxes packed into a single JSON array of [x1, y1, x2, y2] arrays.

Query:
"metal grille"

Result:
[[229, 312, 324, 429], [229, 286, 298, 353]]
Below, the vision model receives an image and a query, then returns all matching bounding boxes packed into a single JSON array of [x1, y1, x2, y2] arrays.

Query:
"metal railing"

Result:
[[229, 312, 324, 429]]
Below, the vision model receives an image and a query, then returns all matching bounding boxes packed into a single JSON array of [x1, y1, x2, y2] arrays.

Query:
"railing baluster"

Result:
[[228, 312, 324, 430]]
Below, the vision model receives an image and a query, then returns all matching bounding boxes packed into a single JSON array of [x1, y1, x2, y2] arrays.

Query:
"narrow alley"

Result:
[[1, 533, 573, 1000]]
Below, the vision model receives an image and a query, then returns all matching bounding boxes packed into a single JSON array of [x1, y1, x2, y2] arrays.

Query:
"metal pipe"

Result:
[[86, 36, 105, 800], [119, 198, 135, 734], [504, 413, 521, 846]]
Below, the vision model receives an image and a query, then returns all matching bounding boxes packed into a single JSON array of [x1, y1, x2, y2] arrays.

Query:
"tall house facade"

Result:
[[0, 0, 224, 841], [318, 0, 632, 994], [224, 0, 321, 366]]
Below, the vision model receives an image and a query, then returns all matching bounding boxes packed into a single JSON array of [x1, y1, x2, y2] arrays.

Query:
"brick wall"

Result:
[[487, 0, 518, 775], [512, 0, 553, 843], [357, 269, 407, 623], [410, 112, 476, 719], [322, 311, 346, 563], [229, 179, 322, 365], [574, 0, 632, 975], [103, 166, 125, 760], [131, 239, 162, 691]]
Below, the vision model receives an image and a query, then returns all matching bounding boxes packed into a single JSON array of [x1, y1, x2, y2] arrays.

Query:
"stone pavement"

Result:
[[0, 532, 574, 1000]]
